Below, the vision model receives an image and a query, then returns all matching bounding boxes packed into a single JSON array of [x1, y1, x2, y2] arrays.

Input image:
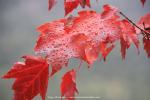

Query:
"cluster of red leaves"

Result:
[[35, 5, 139, 71], [2, 0, 150, 100], [49, 0, 147, 15], [49, 0, 91, 15]]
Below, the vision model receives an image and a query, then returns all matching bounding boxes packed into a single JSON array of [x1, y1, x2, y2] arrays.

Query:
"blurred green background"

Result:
[[0, 0, 150, 100]]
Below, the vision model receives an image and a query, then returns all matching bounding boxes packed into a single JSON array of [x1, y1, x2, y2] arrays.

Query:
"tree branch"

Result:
[[119, 11, 150, 39]]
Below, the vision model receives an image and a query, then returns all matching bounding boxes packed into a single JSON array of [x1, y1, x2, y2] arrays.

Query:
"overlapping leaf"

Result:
[[2, 55, 49, 100]]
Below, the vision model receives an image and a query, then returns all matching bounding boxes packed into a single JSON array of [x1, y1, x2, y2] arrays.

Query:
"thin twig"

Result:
[[145, 28, 150, 30], [119, 12, 150, 37]]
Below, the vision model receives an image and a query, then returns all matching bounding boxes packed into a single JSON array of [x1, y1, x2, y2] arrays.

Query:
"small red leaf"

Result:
[[61, 69, 78, 100], [35, 5, 140, 76], [48, 0, 57, 11], [140, 0, 146, 6], [64, 0, 79, 15], [64, 0, 91, 15], [2, 55, 49, 100]]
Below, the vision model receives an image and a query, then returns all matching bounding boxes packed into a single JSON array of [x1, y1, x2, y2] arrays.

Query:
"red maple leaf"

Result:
[[61, 69, 78, 100], [2, 55, 49, 100], [64, 0, 91, 15]]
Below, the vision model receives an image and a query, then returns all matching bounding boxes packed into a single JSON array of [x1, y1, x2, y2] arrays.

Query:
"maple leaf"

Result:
[[48, 0, 57, 11], [2, 55, 49, 100], [61, 69, 78, 100], [140, 0, 146, 6], [64, 0, 91, 15]]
